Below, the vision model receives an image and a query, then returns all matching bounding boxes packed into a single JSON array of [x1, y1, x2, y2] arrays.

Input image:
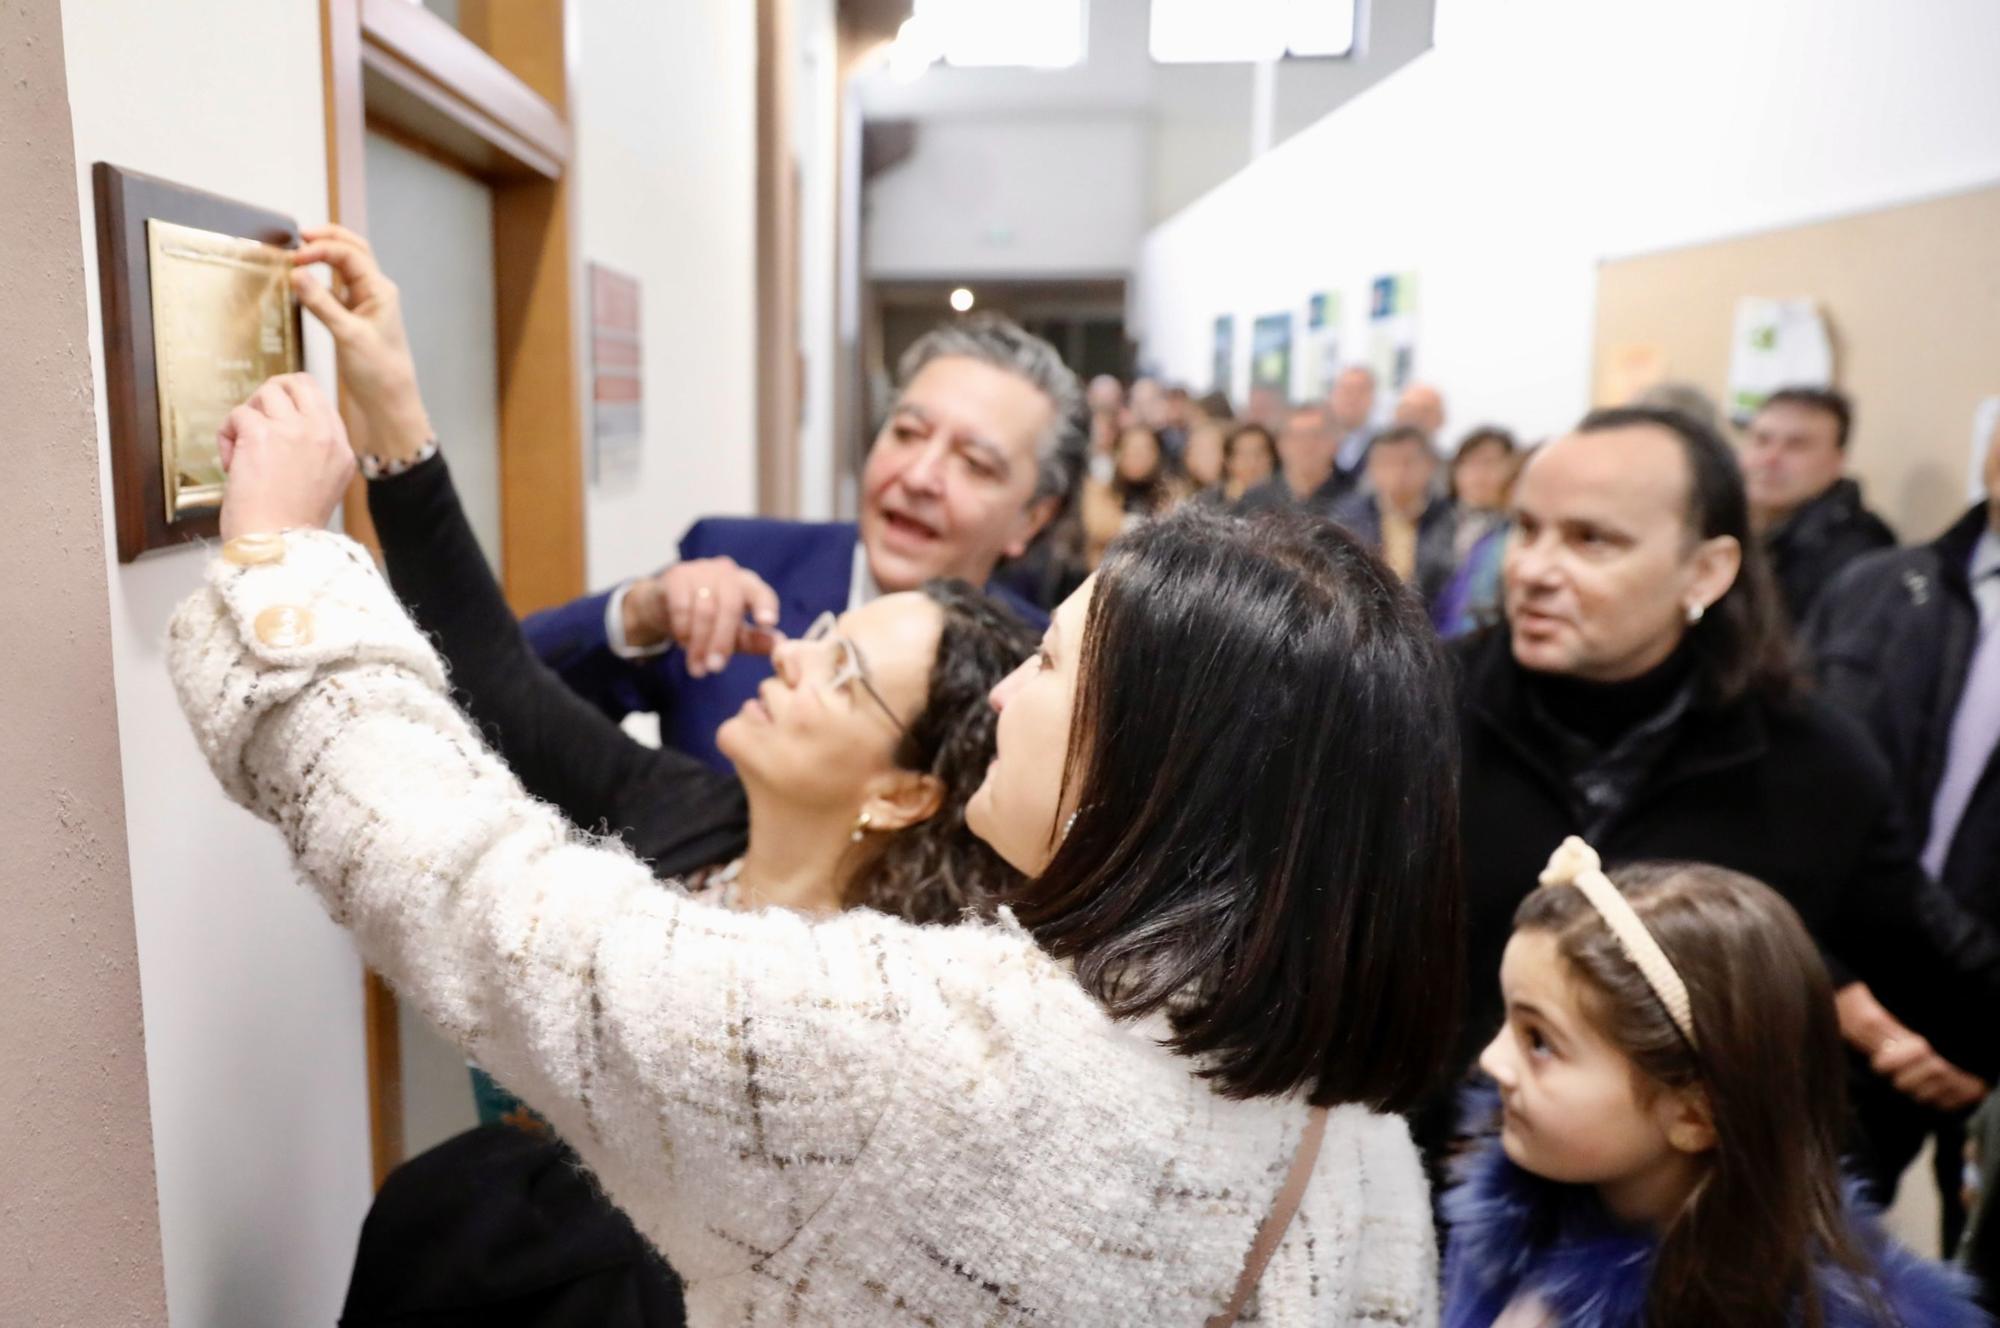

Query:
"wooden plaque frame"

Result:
[[93, 162, 303, 562]]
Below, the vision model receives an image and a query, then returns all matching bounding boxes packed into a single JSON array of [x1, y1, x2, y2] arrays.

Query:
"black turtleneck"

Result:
[[1522, 642, 1700, 839], [1526, 641, 1697, 750]]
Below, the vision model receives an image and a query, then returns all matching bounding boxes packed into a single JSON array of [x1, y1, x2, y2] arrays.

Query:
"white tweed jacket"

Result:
[[167, 530, 1438, 1327]]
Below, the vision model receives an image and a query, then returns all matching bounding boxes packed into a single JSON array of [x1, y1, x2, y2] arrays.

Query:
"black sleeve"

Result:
[[1800, 556, 1892, 703], [365, 453, 748, 879], [1829, 751, 2000, 1079]]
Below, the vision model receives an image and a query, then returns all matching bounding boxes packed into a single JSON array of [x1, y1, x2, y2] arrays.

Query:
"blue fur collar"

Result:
[[1442, 1108, 1989, 1328]]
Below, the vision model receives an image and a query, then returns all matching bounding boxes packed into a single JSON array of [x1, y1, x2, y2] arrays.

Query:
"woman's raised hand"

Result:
[[217, 373, 357, 540], [290, 224, 434, 463]]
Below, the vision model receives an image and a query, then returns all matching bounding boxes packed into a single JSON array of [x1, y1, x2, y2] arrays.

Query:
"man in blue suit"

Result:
[[523, 315, 1080, 771]]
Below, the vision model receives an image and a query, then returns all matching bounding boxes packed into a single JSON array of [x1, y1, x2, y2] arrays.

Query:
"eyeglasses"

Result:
[[798, 611, 911, 739]]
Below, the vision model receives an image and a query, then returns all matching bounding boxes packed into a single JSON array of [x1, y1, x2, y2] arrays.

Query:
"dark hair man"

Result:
[[1742, 386, 1895, 623], [1329, 425, 1455, 606], [1234, 403, 1344, 517]]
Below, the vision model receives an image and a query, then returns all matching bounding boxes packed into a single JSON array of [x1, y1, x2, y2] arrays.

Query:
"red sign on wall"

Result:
[[589, 263, 642, 488]]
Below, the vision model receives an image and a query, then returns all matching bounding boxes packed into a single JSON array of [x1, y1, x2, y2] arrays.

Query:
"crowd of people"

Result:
[[171, 232, 2000, 1326], [1012, 367, 1518, 639]]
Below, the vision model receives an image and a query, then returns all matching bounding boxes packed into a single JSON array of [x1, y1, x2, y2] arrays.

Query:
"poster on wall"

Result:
[[1367, 272, 1420, 411], [1305, 291, 1343, 399], [589, 262, 644, 489], [1248, 312, 1294, 427], [1726, 297, 1833, 426], [1212, 314, 1234, 399]]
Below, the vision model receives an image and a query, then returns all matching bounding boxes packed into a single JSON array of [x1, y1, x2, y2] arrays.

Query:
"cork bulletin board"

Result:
[[1593, 181, 2000, 540]]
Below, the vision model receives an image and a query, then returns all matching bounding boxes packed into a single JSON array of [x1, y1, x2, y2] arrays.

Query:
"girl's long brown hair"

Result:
[[1514, 862, 1889, 1327]]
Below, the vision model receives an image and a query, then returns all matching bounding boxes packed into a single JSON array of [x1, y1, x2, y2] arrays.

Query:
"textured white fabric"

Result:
[[167, 529, 1439, 1326]]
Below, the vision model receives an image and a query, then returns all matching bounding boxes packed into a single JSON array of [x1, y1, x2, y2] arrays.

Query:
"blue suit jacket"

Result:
[[522, 517, 1047, 772]]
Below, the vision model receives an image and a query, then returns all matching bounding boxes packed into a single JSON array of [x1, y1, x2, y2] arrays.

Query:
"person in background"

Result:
[[1207, 421, 1278, 509], [1181, 417, 1226, 493], [1431, 404, 2000, 1195], [1447, 844, 1986, 1326], [1393, 381, 1448, 440], [1080, 424, 1191, 568], [1244, 383, 1288, 430], [1743, 386, 1897, 624], [1194, 389, 1234, 424], [1331, 424, 1457, 606], [1085, 372, 1123, 421], [1804, 415, 2000, 1267], [1236, 404, 1345, 517], [1633, 380, 1725, 437], [1433, 426, 1520, 638], [1127, 375, 1166, 429], [1160, 384, 1193, 458], [1328, 364, 1378, 487], [523, 315, 1079, 772], [1083, 373, 1124, 482]]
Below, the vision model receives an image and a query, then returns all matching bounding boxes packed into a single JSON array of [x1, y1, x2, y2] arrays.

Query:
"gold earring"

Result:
[[851, 811, 873, 844]]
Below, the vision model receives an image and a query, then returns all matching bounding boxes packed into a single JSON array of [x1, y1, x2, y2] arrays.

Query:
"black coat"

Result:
[[1449, 628, 2000, 1092], [341, 1125, 684, 1328], [1766, 477, 1897, 625], [367, 453, 749, 880], [1806, 504, 2000, 931]]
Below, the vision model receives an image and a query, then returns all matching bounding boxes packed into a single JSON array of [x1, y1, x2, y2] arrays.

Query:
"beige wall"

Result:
[[1594, 182, 2000, 541], [0, 0, 167, 1319]]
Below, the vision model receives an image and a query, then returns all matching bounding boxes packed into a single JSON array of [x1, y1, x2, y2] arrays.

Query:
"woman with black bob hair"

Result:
[[171, 374, 1463, 1326], [991, 505, 1464, 1108]]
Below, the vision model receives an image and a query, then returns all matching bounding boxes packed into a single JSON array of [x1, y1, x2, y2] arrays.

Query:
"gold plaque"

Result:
[[146, 219, 301, 521]]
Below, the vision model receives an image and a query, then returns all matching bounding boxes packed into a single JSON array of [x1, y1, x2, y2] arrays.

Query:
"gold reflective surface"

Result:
[[146, 219, 300, 520]]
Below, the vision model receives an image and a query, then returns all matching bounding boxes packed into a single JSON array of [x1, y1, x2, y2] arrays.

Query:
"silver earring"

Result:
[[851, 811, 872, 844], [1686, 602, 1705, 625], [1061, 810, 1078, 840]]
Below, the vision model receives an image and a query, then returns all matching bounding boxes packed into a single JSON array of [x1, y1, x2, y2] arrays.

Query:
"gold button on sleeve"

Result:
[[253, 604, 315, 649], [222, 532, 286, 567]]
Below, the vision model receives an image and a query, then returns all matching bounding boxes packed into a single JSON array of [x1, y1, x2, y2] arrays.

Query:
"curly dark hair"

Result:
[[841, 580, 1037, 923]]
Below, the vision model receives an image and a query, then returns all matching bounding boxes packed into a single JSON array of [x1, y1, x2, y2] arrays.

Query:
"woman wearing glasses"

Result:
[[365, 435, 1032, 923]]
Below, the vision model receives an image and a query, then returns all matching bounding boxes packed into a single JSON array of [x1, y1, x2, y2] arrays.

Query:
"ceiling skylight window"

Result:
[[1149, 0, 1357, 64], [910, 0, 1087, 70]]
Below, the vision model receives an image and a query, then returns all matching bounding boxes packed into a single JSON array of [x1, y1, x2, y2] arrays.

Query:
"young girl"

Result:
[[1446, 837, 1988, 1327]]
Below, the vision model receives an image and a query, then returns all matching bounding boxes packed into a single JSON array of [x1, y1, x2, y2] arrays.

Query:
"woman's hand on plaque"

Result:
[[290, 224, 434, 463], [217, 374, 357, 540]]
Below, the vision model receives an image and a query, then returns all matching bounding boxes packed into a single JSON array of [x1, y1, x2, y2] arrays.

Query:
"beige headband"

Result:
[[1539, 837, 1699, 1050]]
